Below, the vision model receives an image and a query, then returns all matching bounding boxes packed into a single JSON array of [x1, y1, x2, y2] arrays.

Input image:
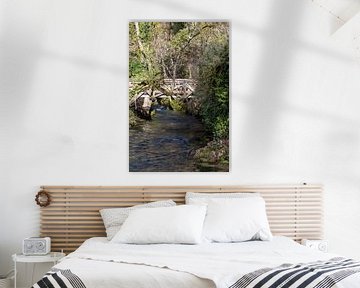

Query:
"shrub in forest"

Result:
[[129, 109, 139, 127], [194, 139, 229, 164], [197, 41, 229, 140], [170, 98, 187, 112]]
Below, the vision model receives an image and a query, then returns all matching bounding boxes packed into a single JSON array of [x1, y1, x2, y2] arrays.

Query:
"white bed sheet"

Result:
[[54, 236, 360, 288], [55, 258, 214, 288]]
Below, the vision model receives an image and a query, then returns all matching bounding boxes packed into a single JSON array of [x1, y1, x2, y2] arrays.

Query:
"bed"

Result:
[[33, 185, 360, 288]]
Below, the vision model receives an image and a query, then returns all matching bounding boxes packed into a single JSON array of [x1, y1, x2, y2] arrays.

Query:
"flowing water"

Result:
[[129, 108, 209, 172]]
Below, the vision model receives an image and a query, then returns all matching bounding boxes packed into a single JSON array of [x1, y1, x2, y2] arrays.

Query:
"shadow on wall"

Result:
[[0, 1, 44, 134], [0, 1, 127, 137], [238, 0, 305, 165], [0, 1, 46, 276]]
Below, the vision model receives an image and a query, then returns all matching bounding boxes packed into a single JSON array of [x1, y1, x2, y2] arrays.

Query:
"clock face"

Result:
[[318, 242, 327, 252], [36, 241, 45, 250]]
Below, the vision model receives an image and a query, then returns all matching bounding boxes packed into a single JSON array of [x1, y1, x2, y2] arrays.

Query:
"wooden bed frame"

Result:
[[39, 184, 323, 253]]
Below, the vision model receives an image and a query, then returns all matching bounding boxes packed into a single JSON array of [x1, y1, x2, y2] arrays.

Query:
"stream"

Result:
[[129, 108, 209, 172]]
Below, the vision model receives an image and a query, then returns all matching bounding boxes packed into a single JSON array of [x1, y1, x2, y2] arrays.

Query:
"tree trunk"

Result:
[[134, 22, 152, 71], [172, 63, 177, 94], [161, 59, 167, 78]]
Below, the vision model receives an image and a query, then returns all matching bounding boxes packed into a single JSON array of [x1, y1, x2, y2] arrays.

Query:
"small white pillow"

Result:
[[100, 200, 176, 240], [186, 192, 259, 204], [202, 197, 272, 243], [111, 205, 207, 244]]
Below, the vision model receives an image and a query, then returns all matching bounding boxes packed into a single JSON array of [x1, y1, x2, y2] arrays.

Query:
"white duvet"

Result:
[[53, 237, 360, 288]]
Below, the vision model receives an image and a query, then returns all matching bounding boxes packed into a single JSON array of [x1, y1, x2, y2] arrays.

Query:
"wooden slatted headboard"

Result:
[[39, 184, 323, 253]]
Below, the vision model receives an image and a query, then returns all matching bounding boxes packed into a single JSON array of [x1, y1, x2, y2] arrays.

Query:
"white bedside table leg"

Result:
[[14, 259, 17, 288], [31, 263, 36, 286]]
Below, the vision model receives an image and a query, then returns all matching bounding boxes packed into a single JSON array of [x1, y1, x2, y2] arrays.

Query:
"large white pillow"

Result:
[[111, 205, 207, 244], [186, 192, 259, 204], [202, 197, 272, 243], [100, 200, 176, 240]]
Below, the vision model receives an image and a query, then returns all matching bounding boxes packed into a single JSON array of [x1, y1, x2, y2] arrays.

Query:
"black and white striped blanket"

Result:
[[32, 258, 360, 288], [229, 257, 360, 288], [32, 268, 86, 288]]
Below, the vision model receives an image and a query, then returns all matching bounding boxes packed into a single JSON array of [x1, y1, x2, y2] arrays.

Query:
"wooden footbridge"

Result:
[[129, 78, 197, 118], [129, 78, 196, 99]]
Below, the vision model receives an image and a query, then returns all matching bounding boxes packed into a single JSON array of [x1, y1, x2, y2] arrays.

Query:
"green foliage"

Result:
[[129, 22, 221, 82], [170, 22, 186, 34], [129, 83, 144, 101], [129, 58, 146, 79], [194, 139, 229, 168], [197, 40, 229, 140], [158, 97, 171, 107], [170, 98, 186, 112], [138, 22, 154, 42], [129, 109, 138, 127]]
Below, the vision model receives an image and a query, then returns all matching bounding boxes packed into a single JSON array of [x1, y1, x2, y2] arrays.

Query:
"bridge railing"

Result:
[[129, 78, 197, 86]]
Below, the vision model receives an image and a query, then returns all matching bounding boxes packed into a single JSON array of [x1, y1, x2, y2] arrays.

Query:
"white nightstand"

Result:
[[301, 239, 328, 252], [12, 252, 65, 288]]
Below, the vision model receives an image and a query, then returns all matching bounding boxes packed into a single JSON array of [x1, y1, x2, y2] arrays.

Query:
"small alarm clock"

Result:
[[301, 239, 328, 252], [23, 237, 51, 255]]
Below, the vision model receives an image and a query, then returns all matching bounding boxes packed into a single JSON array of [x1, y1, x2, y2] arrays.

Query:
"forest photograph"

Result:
[[129, 21, 229, 172]]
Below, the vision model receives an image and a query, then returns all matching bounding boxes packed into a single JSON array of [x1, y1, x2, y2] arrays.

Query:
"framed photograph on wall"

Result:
[[129, 21, 229, 172]]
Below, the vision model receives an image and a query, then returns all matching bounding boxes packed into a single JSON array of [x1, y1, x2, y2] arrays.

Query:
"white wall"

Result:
[[1, 0, 360, 285]]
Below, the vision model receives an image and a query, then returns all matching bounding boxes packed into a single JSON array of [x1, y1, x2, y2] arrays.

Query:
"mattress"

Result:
[[35, 236, 360, 288]]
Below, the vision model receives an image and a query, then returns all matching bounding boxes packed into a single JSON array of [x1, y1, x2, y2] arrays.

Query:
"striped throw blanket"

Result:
[[32, 258, 360, 288], [32, 268, 86, 288], [230, 258, 360, 288]]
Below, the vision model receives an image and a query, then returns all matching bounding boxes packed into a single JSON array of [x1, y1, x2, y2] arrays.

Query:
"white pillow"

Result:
[[100, 200, 176, 240], [111, 205, 207, 244], [202, 197, 272, 243], [186, 192, 259, 204]]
